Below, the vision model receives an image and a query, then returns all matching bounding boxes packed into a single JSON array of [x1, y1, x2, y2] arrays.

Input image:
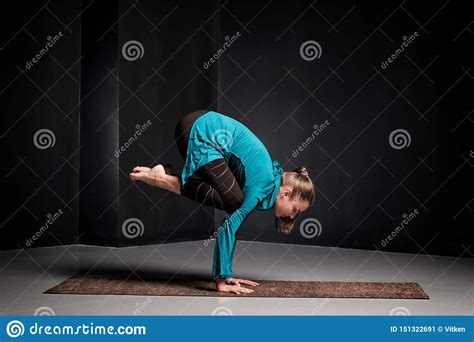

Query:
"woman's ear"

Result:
[[283, 186, 293, 197], [278, 184, 293, 197]]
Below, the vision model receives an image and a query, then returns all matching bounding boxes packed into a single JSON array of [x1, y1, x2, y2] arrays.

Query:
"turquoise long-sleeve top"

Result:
[[180, 111, 283, 279]]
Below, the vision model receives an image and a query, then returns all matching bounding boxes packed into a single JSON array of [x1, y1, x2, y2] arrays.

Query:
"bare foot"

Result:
[[129, 164, 181, 195], [129, 165, 166, 187]]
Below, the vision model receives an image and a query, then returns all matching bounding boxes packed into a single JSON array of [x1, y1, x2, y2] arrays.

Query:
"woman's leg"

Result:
[[174, 110, 244, 214], [181, 158, 244, 214], [130, 164, 182, 195], [130, 110, 212, 195]]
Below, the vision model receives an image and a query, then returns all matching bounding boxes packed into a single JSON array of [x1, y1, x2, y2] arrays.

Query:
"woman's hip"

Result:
[[175, 109, 209, 157]]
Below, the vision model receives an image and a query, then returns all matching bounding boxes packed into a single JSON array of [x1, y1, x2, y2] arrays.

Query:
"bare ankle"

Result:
[[169, 176, 181, 195], [150, 174, 165, 188]]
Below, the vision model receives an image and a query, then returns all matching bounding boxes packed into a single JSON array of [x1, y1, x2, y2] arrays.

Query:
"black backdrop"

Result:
[[0, 0, 472, 259]]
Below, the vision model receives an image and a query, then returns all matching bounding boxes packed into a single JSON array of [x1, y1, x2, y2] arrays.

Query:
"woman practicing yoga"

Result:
[[129, 109, 315, 294]]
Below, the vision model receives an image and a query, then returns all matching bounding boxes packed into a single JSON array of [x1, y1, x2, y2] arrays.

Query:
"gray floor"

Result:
[[0, 241, 472, 315]]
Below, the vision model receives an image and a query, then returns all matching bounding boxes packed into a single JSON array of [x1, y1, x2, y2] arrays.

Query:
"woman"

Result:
[[129, 109, 315, 294]]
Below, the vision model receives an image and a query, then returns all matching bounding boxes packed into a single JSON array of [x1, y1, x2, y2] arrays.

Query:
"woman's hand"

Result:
[[215, 277, 260, 294], [225, 277, 260, 287]]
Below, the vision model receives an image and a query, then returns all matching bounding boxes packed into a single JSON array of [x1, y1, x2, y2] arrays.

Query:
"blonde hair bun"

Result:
[[296, 166, 309, 178]]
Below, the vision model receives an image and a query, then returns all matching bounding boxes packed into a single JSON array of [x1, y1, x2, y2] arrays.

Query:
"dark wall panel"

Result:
[[0, 1, 82, 249], [78, 0, 120, 246], [117, 0, 220, 246], [216, 0, 472, 257], [1, 0, 471, 259]]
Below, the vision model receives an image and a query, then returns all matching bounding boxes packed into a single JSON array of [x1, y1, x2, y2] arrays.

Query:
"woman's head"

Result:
[[274, 166, 315, 234]]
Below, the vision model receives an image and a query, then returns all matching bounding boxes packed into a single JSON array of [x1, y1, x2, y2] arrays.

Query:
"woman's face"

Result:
[[274, 185, 310, 219]]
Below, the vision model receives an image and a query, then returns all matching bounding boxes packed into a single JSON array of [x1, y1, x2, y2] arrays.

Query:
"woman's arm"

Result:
[[212, 196, 260, 293]]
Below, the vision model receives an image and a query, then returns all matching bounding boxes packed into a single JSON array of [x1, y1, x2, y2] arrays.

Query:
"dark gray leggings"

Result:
[[174, 110, 244, 214]]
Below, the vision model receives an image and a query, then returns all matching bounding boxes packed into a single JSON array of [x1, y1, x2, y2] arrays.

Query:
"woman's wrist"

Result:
[[215, 276, 228, 286]]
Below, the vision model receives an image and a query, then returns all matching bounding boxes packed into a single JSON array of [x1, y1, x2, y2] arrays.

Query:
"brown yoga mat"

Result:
[[44, 274, 429, 299]]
